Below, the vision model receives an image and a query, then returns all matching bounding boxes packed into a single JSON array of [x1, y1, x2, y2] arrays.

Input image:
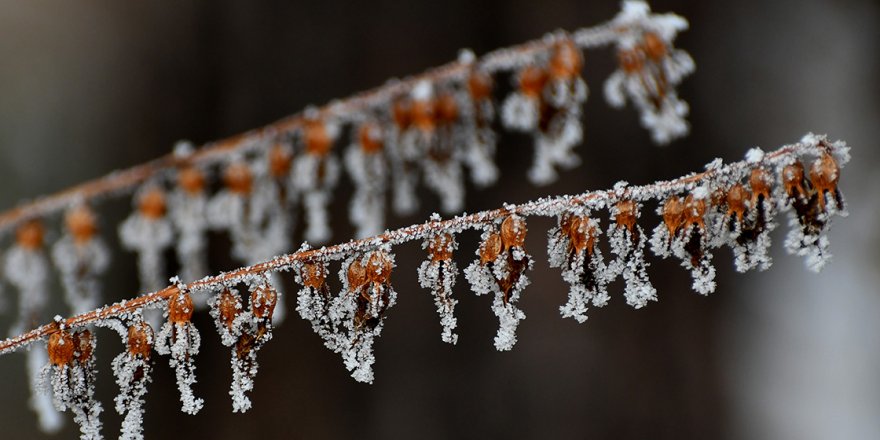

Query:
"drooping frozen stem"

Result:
[[418, 224, 460, 344]]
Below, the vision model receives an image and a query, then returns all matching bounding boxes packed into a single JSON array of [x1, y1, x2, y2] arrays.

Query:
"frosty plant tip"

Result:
[[0, 1, 851, 439]]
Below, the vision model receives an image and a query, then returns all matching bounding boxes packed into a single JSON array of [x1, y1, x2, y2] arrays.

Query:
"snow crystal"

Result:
[[169, 187, 209, 284], [290, 153, 340, 244], [155, 322, 204, 414], [745, 147, 764, 164], [417, 252, 460, 344], [112, 350, 152, 440], [607, 223, 656, 308], [29, 347, 64, 433], [345, 142, 388, 238]]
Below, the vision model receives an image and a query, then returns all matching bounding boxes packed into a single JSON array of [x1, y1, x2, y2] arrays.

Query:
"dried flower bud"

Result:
[[809, 153, 840, 208], [16, 219, 44, 250], [726, 183, 748, 222], [518, 65, 548, 98], [684, 194, 706, 229], [217, 289, 241, 330], [250, 284, 278, 321], [468, 69, 493, 101], [305, 119, 332, 156], [268, 143, 293, 178], [139, 187, 167, 220], [73, 329, 94, 364], [65, 204, 98, 244], [642, 32, 667, 61], [48, 329, 75, 366], [435, 93, 458, 124], [662, 196, 685, 237], [392, 100, 412, 129], [428, 233, 454, 261], [749, 167, 772, 205], [479, 232, 503, 264], [501, 215, 527, 249], [169, 289, 194, 324], [302, 262, 327, 288], [618, 48, 643, 73], [615, 200, 638, 231], [347, 258, 368, 290], [358, 123, 383, 154], [367, 251, 393, 285], [127, 321, 153, 360], [178, 166, 206, 195], [549, 39, 583, 80], [224, 162, 253, 195], [782, 162, 807, 199]]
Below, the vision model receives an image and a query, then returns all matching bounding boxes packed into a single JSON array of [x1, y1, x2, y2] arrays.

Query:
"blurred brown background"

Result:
[[1, 0, 879, 439]]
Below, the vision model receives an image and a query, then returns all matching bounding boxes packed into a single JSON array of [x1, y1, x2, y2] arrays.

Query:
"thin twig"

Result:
[[0, 138, 837, 355]]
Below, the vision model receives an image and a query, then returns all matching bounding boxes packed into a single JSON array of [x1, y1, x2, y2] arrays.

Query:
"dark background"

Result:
[[1, 1, 879, 439]]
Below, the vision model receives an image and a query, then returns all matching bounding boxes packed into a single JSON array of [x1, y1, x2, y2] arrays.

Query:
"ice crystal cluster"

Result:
[[0, 3, 853, 439]]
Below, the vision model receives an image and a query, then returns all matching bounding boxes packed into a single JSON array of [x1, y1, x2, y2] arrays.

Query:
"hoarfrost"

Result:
[[52, 235, 110, 315], [155, 321, 203, 414]]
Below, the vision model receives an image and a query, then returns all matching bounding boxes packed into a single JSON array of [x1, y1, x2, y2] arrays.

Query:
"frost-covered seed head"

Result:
[[138, 187, 167, 220], [217, 289, 241, 329], [347, 258, 368, 290], [618, 48, 643, 73], [65, 204, 98, 244], [518, 65, 548, 97], [468, 69, 493, 101], [809, 153, 840, 204], [684, 194, 706, 229], [250, 284, 278, 320], [302, 262, 327, 288], [269, 143, 293, 178], [641, 32, 667, 61], [127, 322, 153, 360], [615, 200, 638, 231], [168, 290, 194, 324], [224, 162, 253, 195], [480, 232, 503, 264], [501, 215, 527, 249], [367, 251, 393, 284], [549, 39, 583, 80], [428, 233, 454, 261], [783, 162, 807, 198], [749, 167, 772, 205], [73, 329, 94, 364], [662, 196, 684, 237], [305, 119, 333, 156], [16, 219, 44, 250], [358, 123, 383, 154], [726, 184, 748, 222], [48, 329, 75, 366], [178, 166, 206, 195], [435, 93, 458, 124]]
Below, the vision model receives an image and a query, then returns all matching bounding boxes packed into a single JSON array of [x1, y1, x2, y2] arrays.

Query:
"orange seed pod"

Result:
[[662, 196, 685, 237], [501, 215, 527, 249], [367, 251, 393, 285], [642, 32, 667, 61], [250, 284, 278, 321], [127, 321, 153, 360], [217, 289, 241, 330], [139, 187, 167, 220], [549, 39, 583, 80], [518, 65, 548, 98], [73, 329, 94, 364], [178, 166, 206, 195], [684, 194, 707, 229], [809, 153, 840, 207], [749, 168, 772, 206], [268, 143, 293, 178], [48, 329, 76, 367], [168, 290, 194, 324], [347, 258, 368, 290], [305, 119, 333, 156], [224, 162, 253, 195], [65, 204, 98, 244], [726, 184, 748, 222], [615, 200, 638, 231], [16, 220, 44, 250], [468, 69, 493, 101], [358, 123, 383, 154], [302, 262, 327, 289], [479, 232, 503, 264], [428, 233, 454, 262]]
